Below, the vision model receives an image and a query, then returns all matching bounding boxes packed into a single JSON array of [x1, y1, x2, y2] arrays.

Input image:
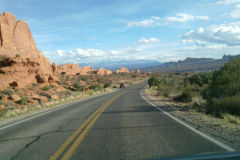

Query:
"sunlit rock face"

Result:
[[0, 12, 57, 90], [119, 67, 130, 73]]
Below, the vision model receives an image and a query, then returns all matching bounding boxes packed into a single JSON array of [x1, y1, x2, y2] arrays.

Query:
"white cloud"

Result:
[[228, 4, 240, 18], [138, 37, 160, 44], [182, 22, 240, 46], [216, 0, 240, 5], [56, 49, 64, 56], [127, 16, 161, 28], [127, 19, 154, 27], [166, 13, 209, 22]]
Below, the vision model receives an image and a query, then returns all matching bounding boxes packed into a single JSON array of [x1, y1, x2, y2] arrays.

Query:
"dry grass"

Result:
[[0, 88, 114, 121]]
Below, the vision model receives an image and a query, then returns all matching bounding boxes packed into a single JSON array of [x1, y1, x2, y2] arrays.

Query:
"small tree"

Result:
[[148, 77, 160, 88]]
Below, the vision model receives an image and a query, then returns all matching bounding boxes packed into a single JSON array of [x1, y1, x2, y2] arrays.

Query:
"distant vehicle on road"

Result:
[[120, 83, 125, 88]]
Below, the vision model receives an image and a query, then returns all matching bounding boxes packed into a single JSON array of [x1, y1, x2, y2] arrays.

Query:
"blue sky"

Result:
[[1, 0, 240, 64]]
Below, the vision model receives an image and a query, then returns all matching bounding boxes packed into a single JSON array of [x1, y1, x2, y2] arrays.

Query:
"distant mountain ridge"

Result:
[[78, 60, 162, 70], [142, 54, 240, 73]]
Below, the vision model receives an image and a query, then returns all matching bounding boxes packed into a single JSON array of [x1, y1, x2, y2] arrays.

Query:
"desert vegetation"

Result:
[[147, 57, 240, 118]]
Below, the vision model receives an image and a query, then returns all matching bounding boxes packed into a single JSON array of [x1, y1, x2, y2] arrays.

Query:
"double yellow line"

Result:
[[49, 94, 121, 160]]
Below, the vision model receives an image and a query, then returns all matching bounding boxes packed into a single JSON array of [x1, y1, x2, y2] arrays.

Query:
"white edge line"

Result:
[[0, 91, 116, 131], [140, 89, 235, 152]]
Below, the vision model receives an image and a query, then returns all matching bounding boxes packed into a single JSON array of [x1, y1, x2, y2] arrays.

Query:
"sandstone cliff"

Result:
[[0, 12, 56, 90]]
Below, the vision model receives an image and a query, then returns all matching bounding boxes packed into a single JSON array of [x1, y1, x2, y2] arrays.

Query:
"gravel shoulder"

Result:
[[143, 88, 240, 151]]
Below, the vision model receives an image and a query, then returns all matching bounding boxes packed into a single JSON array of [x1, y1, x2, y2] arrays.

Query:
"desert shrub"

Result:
[[207, 58, 240, 98], [174, 90, 192, 103], [38, 99, 43, 106], [206, 95, 240, 116], [2, 89, 14, 96], [131, 74, 137, 78], [157, 85, 170, 97], [16, 54, 21, 57], [185, 72, 211, 87], [41, 85, 54, 91], [80, 76, 88, 82], [0, 55, 8, 60], [32, 83, 39, 88], [7, 102, 15, 110], [90, 84, 102, 91], [148, 77, 160, 88], [104, 82, 111, 88], [74, 83, 84, 92], [97, 78, 104, 83], [17, 97, 28, 105]]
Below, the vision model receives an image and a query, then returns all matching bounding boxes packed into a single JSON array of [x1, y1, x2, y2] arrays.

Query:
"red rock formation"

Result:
[[119, 67, 130, 73], [80, 66, 92, 75], [97, 68, 112, 76], [0, 12, 58, 91], [105, 70, 112, 75], [136, 68, 140, 73], [97, 68, 106, 76], [52, 63, 82, 75], [52, 63, 93, 76]]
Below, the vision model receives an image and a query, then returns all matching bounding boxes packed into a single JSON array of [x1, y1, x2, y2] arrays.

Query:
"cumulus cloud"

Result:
[[138, 37, 160, 44], [127, 17, 160, 28], [216, 0, 240, 5], [127, 19, 154, 28], [44, 37, 163, 64], [166, 13, 209, 22], [182, 22, 240, 46]]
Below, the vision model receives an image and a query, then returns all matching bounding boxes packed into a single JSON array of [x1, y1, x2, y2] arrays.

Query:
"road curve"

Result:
[[0, 82, 228, 160]]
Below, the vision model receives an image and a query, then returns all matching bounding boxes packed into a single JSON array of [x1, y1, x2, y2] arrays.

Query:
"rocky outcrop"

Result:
[[52, 63, 82, 75], [119, 67, 130, 73], [97, 68, 112, 76], [52, 63, 93, 75], [136, 68, 140, 73], [0, 12, 57, 91], [80, 66, 92, 75]]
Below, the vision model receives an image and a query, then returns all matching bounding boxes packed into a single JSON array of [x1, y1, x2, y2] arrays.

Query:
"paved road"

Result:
[[0, 82, 230, 160]]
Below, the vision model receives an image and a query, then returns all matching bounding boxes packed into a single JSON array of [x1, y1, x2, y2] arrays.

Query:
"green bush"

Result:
[[207, 58, 240, 98], [74, 83, 84, 92], [16, 54, 21, 57], [157, 85, 170, 97], [104, 82, 111, 88], [80, 76, 88, 82], [148, 77, 160, 88], [17, 97, 28, 105], [41, 85, 54, 91], [2, 89, 14, 96], [174, 90, 192, 103], [185, 72, 211, 87], [7, 102, 15, 110], [206, 95, 240, 116]]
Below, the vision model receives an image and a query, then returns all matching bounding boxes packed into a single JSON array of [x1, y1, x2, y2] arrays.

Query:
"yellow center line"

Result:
[[49, 94, 120, 160], [61, 95, 120, 160]]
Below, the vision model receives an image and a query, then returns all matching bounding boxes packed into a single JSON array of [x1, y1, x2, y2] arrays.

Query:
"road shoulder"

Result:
[[141, 87, 240, 151]]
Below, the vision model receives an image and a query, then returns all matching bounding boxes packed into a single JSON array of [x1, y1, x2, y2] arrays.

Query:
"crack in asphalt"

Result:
[[7, 106, 101, 160], [9, 129, 75, 160]]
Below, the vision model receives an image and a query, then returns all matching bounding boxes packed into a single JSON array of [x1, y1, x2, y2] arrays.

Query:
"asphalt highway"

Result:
[[0, 82, 232, 160]]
